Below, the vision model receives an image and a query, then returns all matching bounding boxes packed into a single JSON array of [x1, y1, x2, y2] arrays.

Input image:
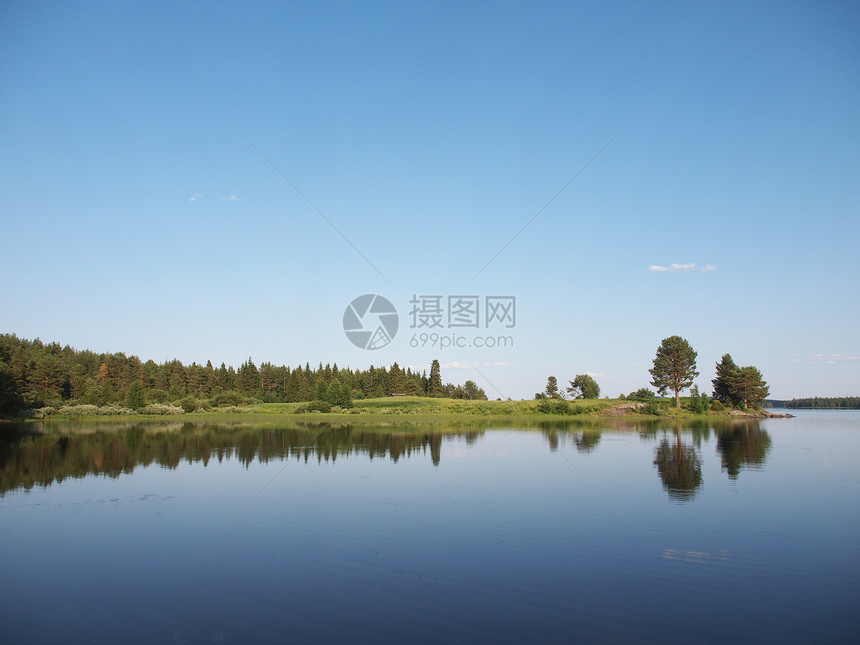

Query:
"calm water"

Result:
[[1, 411, 858, 644]]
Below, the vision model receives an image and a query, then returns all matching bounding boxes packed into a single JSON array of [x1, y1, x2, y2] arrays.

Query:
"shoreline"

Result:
[[3, 405, 794, 425]]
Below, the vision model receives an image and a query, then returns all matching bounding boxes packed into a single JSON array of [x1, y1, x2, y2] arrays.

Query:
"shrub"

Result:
[[643, 400, 668, 416], [139, 403, 185, 415], [177, 396, 202, 413], [307, 401, 332, 413], [685, 396, 705, 414], [57, 404, 100, 416], [212, 392, 245, 407], [537, 399, 571, 415], [21, 407, 56, 419], [96, 404, 136, 415], [710, 400, 726, 412]]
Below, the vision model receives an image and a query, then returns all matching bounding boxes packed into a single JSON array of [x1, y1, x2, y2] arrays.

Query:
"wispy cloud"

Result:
[[648, 263, 696, 272], [189, 194, 239, 203], [809, 354, 860, 364], [442, 361, 477, 370], [648, 262, 715, 272]]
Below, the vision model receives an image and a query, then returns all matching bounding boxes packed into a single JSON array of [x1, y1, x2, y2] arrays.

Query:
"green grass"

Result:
[[241, 396, 618, 417], [20, 395, 767, 424]]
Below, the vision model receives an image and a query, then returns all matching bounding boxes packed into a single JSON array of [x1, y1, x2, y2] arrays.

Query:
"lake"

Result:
[[1, 411, 858, 644]]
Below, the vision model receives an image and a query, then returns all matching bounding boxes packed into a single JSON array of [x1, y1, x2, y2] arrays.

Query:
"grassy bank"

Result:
[[11, 395, 780, 424]]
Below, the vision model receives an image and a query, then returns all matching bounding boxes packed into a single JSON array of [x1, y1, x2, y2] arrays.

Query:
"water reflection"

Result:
[[0, 422, 474, 495], [654, 429, 703, 501], [540, 428, 602, 453], [715, 422, 772, 479], [0, 417, 772, 499]]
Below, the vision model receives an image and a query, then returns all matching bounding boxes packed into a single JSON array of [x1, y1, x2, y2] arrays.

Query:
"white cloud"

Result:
[[189, 193, 238, 203], [442, 361, 477, 370], [701, 264, 716, 272], [809, 354, 860, 364], [648, 262, 696, 272]]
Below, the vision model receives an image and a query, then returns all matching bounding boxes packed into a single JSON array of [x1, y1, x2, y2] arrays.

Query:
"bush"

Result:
[[177, 396, 202, 413], [628, 388, 656, 401], [21, 407, 55, 419], [96, 404, 136, 415], [537, 399, 571, 415], [292, 401, 333, 414], [685, 396, 705, 414], [211, 392, 245, 407], [57, 404, 100, 416], [710, 400, 726, 412], [139, 403, 185, 415], [643, 400, 668, 416]]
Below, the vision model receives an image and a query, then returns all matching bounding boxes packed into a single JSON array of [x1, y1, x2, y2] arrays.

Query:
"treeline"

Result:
[[781, 397, 860, 409], [0, 333, 487, 415]]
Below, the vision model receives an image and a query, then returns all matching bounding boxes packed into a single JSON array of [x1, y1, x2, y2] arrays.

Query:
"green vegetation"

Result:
[[0, 333, 488, 418], [542, 376, 561, 399], [649, 336, 699, 409], [781, 397, 860, 409], [685, 385, 711, 414], [711, 353, 770, 408], [254, 396, 616, 417], [0, 332, 798, 421], [624, 387, 655, 401], [567, 374, 600, 399]]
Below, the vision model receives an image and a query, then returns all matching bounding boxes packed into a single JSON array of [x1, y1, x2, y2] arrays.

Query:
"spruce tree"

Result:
[[712, 354, 740, 405]]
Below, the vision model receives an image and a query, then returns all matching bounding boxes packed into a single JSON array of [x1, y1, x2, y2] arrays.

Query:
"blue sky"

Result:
[[1, 1, 858, 399]]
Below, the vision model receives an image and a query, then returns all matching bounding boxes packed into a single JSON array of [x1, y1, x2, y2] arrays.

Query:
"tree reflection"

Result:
[[573, 431, 601, 453], [0, 422, 478, 494], [715, 422, 771, 479], [538, 423, 602, 453], [653, 429, 702, 501]]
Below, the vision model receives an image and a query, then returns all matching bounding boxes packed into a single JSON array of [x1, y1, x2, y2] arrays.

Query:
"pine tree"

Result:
[[730, 365, 769, 408], [649, 336, 699, 409]]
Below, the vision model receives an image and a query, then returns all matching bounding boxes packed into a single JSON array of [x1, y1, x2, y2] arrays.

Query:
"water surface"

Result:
[[1, 412, 858, 643]]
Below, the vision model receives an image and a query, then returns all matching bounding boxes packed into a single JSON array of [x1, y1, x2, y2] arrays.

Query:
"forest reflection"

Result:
[[1, 418, 772, 497]]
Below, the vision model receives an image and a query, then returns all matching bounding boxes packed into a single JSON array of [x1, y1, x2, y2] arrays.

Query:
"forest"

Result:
[[780, 397, 860, 409], [0, 333, 487, 415]]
